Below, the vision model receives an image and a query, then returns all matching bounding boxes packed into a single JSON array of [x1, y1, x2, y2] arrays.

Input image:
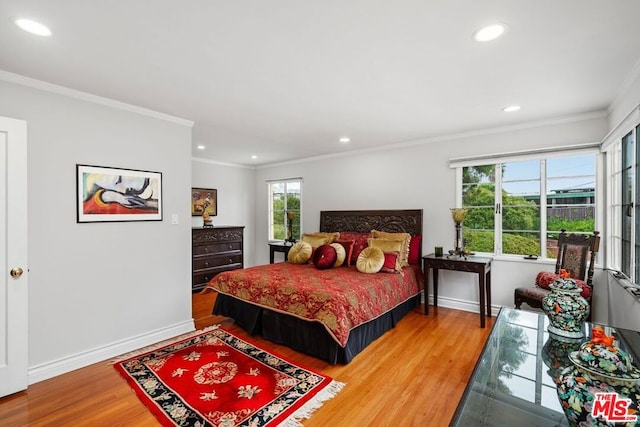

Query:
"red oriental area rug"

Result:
[[113, 326, 344, 427]]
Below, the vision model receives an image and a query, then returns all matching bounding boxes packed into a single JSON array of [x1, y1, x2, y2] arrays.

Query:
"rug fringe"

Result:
[[109, 324, 221, 364], [280, 380, 346, 427]]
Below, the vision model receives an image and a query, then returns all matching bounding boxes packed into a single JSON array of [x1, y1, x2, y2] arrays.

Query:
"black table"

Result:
[[450, 307, 640, 426], [269, 242, 292, 263], [422, 253, 492, 327]]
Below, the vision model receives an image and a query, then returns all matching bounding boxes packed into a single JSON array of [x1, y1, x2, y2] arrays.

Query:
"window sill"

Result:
[[472, 253, 557, 265]]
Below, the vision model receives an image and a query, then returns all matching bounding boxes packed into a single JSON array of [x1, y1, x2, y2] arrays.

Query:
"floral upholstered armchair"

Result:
[[514, 230, 600, 317]]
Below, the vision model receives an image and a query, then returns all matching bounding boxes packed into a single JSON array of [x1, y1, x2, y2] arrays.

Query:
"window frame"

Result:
[[267, 178, 302, 243], [604, 119, 640, 283], [452, 146, 602, 260]]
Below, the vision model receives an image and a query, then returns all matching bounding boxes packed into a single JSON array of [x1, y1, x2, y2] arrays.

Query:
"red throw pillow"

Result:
[[313, 244, 338, 270], [334, 240, 355, 266], [536, 271, 591, 299], [338, 232, 371, 266], [381, 252, 400, 273], [408, 235, 422, 265], [535, 271, 557, 290]]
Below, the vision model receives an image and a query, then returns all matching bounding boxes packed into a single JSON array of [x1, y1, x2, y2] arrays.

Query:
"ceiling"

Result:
[[2, 1, 640, 167]]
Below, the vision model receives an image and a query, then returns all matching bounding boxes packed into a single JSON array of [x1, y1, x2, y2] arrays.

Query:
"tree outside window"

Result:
[[460, 154, 596, 257]]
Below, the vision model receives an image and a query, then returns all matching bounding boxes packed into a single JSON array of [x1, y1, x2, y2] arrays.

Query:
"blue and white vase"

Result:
[[542, 277, 590, 339]]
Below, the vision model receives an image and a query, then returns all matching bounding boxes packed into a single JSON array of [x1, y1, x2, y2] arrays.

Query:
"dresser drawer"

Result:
[[193, 264, 242, 289], [193, 241, 241, 256], [193, 253, 242, 271]]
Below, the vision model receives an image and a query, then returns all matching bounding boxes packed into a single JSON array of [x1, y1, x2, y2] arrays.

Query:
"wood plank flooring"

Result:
[[0, 293, 493, 426]]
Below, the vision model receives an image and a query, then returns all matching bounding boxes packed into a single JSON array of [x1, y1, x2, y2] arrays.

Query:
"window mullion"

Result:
[[495, 163, 503, 255], [540, 160, 548, 258], [633, 126, 638, 282]]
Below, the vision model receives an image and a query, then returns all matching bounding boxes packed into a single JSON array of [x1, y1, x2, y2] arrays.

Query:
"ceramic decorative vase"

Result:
[[556, 334, 640, 426], [542, 335, 582, 380], [542, 277, 590, 338]]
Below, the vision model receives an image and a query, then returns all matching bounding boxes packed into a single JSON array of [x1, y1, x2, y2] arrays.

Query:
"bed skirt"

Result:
[[212, 293, 421, 364]]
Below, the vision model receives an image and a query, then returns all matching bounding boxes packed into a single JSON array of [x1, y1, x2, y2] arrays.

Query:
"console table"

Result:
[[422, 254, 492, 327], [450, 307, 640, 426]]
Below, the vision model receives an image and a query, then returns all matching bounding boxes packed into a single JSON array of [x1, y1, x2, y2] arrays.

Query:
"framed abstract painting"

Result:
[[76, 164, 163, 223], [191, 188, 217, 216]]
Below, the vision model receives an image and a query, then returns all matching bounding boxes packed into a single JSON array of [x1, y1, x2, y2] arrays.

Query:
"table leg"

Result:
[[269, 248, 275, 264], [478, 271, 486, 328], [433, 268, 439, 309], [486, 270, 492, 318], [423, 264, 429, 315]]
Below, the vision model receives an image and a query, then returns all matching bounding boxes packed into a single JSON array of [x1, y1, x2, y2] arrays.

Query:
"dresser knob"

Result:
[[204, 247, 209, 252], [204, 262, 209, 267], [229, 244, 233, 250], [204, 276, 209, 282], [228, 258, 233, 264]]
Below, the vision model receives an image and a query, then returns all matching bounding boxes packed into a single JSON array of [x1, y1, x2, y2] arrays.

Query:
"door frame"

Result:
[[0, 116, 29, 397]]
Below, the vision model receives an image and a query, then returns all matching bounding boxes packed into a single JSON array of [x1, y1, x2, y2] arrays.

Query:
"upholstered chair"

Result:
[[514, 230, 600, 318]]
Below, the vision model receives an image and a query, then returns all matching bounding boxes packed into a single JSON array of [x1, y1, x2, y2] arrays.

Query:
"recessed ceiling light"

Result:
[[13, 18, 52, 37], [472, 23, 507, 42], [502, 105, 521, 113], [197, 145, 206, 150], [339, 137, 350, 143], [251, 155, 258, 159]]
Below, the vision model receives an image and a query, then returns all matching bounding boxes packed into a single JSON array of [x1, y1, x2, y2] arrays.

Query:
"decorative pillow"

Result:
[[535, 271, 557, 290], [408, 235, 422, 265], [356, 246, 385, 274], [330, 243, 346, 267], [339, 232, 372, 266], [368, 238, 403, 271], [301, 233, 335, 248], [312, 244, 338, 270], [535, 271, 591, 299], [288, 241, 312, 264], [333, 240, 355, 266], [371, 230, 411, 267], [380, 252, 400, 273]]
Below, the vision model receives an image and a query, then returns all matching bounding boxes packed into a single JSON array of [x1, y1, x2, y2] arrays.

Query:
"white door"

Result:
[[0, 116, 28, 397]]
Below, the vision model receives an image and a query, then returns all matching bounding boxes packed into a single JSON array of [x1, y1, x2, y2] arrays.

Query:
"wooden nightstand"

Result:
[[269, 242, 293, 263]]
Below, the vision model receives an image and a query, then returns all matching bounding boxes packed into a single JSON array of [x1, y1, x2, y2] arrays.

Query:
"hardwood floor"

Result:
[[0, 293, 492, 426]]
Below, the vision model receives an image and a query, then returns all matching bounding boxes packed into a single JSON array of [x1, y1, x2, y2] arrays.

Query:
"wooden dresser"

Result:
[[192, 226, 244, 292]]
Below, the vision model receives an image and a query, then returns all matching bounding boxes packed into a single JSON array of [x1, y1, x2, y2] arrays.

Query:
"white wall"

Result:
[[0, 79, 194, 383], [255, 114, 610, 320], [191, 159, 256, 267]]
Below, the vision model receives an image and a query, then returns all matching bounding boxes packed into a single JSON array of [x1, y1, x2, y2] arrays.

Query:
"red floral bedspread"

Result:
[[204, 263, 422, 347]]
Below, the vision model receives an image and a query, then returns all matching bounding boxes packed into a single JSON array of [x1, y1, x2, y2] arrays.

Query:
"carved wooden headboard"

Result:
[[319, 209, 423, 237]]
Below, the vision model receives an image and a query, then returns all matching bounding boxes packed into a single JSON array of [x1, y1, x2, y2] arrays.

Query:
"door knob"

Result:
[[10, 267, 24, 278]]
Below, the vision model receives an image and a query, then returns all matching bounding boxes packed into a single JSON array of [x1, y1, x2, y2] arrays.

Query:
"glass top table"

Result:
[[450, 307, 640, 426]]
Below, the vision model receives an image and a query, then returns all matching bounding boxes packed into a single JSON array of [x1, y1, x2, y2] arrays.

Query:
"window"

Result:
[[606, 124, 640, 282], [456, 151, 597, 257], [267, 179, 301, 241]]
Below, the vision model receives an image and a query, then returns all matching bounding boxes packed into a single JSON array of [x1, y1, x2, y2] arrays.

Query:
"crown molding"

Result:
[[257, 110, 608, 169], [192, 156, 256, 170], [0, 70, 194, 127], [609, 56, 640, 115]]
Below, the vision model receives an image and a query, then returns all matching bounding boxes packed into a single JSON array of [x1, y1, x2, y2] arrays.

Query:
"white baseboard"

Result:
[[28, 319, 195, 385], [425, 295, 500, 317]]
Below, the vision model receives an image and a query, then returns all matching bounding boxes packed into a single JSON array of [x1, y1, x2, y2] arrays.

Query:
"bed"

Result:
[[203, 209, 424, 364]]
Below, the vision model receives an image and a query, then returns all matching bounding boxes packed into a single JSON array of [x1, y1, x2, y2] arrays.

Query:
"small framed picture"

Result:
[[191, 188, 217, 216], [76, 164, 162, 223]]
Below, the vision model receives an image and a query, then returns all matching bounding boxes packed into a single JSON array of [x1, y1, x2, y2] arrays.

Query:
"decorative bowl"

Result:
[[569, 341, 640, 384]]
